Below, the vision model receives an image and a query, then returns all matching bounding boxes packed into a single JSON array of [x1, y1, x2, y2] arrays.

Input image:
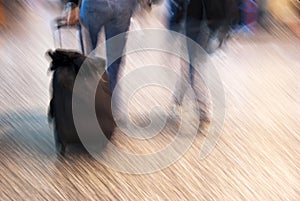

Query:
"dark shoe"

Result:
[[195, 101, 211, 122]]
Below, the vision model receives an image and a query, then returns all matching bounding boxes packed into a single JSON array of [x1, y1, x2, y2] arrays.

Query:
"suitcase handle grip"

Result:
[[51, 17, 84, 54]]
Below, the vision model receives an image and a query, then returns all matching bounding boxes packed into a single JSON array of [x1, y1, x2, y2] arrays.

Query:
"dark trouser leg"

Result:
[[168, 1, 186, 105], [104, 16, 131, 120], [105, 15, 131, 93], [171, 17, 204, 105], [79, 0, 113, 53], [185, 17, 203, 86], [185, 17, 210, 120]]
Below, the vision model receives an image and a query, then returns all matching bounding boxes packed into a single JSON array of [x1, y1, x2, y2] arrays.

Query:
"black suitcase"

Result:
[[47, 49, 115, 155]]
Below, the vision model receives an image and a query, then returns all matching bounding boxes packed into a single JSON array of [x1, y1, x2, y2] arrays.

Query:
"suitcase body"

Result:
[[47, 49, 115, 155]]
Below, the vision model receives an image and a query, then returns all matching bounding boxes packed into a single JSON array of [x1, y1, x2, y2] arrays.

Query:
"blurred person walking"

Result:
[[66, 0, 138, 92], [64, 0, 156, 123], [168, 0, 238, 122], [168, 0, 213, 122]]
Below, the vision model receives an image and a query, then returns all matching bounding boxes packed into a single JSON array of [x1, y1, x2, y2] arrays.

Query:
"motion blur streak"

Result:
[[0, 0, 299, 200]]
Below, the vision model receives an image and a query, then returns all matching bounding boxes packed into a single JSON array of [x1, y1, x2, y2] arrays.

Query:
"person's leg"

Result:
[[185, 17, 210, 121], [79, 0, 113, 53], [169, 16, 203, 118], [173, 58, 190, 105], [103, 2, 135, 124], [104, 16, 132, 92], [185, 17, 205, 85], [168, 0, 190, 106]]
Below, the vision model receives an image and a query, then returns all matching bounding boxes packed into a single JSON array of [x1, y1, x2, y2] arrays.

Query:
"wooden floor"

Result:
[[0, 1, 299, 200]]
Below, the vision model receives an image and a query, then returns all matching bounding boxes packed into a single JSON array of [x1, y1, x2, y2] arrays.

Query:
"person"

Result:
[[66, 0, 153, 93], [64, 0, 157, 124], [168, 0, 212, 122], [78, 0, 136, 92], [168, 0, 238, 122]]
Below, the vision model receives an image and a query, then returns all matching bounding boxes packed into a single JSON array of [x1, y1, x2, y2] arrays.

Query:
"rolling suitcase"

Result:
[[47, 49, 115, 155], [51, 16, 85, 54]]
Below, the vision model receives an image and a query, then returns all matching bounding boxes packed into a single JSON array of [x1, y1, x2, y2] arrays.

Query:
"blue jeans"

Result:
[[80, 0, 137, 92]]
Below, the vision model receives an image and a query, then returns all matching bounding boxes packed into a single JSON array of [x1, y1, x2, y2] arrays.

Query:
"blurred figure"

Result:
[[79, 0, 137, 92], [66, 0, 153, 92], [205, 0, 239, 52], [168, 0, 211, 122], [168, 0, 238, 122], [64, 0, 155, 123], [169, 0, 238, 52]]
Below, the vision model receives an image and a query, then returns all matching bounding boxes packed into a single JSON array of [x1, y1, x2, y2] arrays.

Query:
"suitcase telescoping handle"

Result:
[[51, 17, 85, 54]]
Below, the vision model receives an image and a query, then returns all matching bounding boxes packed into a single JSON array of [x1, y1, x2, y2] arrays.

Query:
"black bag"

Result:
[[47, 49, 115, 155]]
